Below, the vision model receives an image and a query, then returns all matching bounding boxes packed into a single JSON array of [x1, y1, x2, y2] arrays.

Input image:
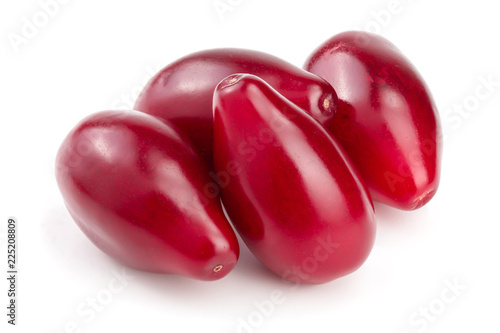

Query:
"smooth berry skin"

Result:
[[134, 48, 338, 167], [305, 31, 442, 210], [213, 74, 376, 284], [55, 110, 239, 281]]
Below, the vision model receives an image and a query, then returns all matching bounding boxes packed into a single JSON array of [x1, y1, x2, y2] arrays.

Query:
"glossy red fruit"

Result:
[[55, 110, 239, 281], [213, 74, 376, 284], [304, 31, 442, 210], [134, 48, 338, 166]]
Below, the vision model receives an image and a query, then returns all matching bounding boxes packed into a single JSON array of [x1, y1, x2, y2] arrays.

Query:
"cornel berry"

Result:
[[305, 31, 442, 210]]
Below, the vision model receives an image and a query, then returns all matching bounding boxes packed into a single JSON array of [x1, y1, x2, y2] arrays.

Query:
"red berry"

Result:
[[56, 110, 239, 281], [135, 48, 338, 167], [305, 31, 442, 210], [213, 74, 375, 284]]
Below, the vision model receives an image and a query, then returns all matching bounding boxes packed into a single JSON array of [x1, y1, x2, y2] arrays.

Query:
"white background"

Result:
[[1, 0, 499, 332]]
